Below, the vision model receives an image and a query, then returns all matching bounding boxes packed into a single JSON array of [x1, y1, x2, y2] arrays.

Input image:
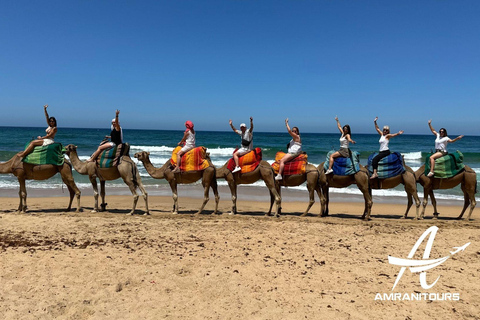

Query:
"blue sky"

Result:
[[1, 1, 479, 135]]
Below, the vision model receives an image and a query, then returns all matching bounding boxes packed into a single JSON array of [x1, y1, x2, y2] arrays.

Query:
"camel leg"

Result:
[[316, 185, 325, 217], [262, 173, 281, 217], [430, 191, 439, 219], [210, 177, 219, 215], [403, 175, 420, 220], [123, 180, 139, 216], [17, 178, 27, 213], [60, 168, 81, 213], [301, 183, 315, 217], [419, 188, 429, 220], [90, 176, 100, 212], [321, 186, 329, 217], [136, 182, 149, 215], [465, 190, 476, 221], [100, 180, 107, 212], [169, 180, 179, 214], [226, 175, 237, 215], [357, 179, 373, 220], [195, 178, 211, 216]]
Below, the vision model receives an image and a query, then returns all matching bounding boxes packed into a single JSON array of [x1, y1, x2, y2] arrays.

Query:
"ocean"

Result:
[[0, 126, 478, 203]]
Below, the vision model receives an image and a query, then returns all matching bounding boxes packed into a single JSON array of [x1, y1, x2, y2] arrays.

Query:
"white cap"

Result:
[[240, 123, 246, 128]]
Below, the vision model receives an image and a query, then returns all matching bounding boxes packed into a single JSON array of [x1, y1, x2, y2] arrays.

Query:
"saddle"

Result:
[[22, 142, 65, 166], [424, 150, 465, 178], [323, 150, 360, 176], [227, 148, 262, 173], [170, 146, 210, 172], [271, 152, 308, 175], [367, 152, 405, 179], [97, 143, 130, 168]]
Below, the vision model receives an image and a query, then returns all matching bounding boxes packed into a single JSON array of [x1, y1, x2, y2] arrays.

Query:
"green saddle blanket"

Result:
[[22, 142, 65, 166], [424, 150, 465, 178], [97, 143, 130, 168]]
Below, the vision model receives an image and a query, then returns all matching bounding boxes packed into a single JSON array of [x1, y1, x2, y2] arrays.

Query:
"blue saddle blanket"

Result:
[[323, 150, 360, 176], [367, 152, 405, 179]]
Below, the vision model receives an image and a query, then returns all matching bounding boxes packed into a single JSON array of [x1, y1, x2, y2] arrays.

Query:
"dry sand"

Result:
[[0, 194, 479, 319]]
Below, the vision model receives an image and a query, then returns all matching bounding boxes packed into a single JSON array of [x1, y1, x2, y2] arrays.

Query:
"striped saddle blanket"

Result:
[[97, 143, 130, 168], [227, 148, 262, 173], [323, 150, 360, 176], [22, 142, 65, 166], [424, 150, 465, 178], [367, 152, 405, 179], [171, 146, 210, 172], [271, 152, 308, 175]]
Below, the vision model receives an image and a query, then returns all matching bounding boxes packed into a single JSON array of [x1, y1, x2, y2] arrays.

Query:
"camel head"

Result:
[[134, 151, 150, 162], [64, 144, 78, 155]]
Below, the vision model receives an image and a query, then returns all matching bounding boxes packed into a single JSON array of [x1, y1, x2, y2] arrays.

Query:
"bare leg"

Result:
[[19, 140, 44, 158]]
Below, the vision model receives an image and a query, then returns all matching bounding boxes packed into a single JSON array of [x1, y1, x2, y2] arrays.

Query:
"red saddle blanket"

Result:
[[271, 152, 308, 175], [170, 146, 210, 172], [227, 148, 262, 173]]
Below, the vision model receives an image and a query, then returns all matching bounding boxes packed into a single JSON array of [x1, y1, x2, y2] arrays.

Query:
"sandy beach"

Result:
[[1, 192, 479, 320]]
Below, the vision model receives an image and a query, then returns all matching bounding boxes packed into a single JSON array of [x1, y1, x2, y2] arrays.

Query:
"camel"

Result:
[[134, 151, 219, 215], [65, 145, 149, 215], [0, 152, 81, 213], [216, 160, 281, 217], [366, 164, 421, 219], [414, 164, 476, 220], [318, 163, 373, 220], [275, 163, 324, 217]]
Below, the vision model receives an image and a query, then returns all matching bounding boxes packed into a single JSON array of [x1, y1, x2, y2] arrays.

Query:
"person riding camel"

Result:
[[230, 117, 254, 173], [19, 105, 57, 158], [172, 121, 196, 173], [87, 110, 122, 162]]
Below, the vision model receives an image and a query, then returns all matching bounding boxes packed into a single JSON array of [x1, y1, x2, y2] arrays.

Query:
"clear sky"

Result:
[[1, 1, 479, 135]]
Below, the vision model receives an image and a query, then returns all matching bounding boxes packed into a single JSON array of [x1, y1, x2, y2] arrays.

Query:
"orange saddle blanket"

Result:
[[170, 146, 210, 172], [271, 152, 308, 175], [227, 148, 262, 173]]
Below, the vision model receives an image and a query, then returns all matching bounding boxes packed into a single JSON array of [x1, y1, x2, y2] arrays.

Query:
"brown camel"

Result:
[[134, 151, 219, 215], [216, 161, 281, 217], [415, 164, 476, 220], [318, 163, 373, 220], [0, 152, 81, 213], [275, 163, 324, 217], [366, 164, 421, 219], [65, 145, 149, 215]]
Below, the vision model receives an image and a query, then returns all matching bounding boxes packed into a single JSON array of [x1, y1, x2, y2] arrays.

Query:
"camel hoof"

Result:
[[172, 212, 178, 215], [432, 216, 438, 220], [143, 212, 150, 216], [400, 216, 406, 219], [91, 210, 98, 213]]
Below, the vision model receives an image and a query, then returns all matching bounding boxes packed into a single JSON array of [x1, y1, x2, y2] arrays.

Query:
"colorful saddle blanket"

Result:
[[97, 143, 130, 168], [22, 142, 65, 166], [227, 148, 262, 173], [323, 150, 360, 176], [367, 152, 405, 179], [170, 146, 210, 172], [271, 152, 308, 175], [424, 150, 465, 178]]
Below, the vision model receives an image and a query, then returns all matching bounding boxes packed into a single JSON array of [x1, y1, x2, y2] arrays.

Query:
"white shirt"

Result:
[[288, 139, 302, 154], [235, 129, 253, 151], [435, 133, 449, 152], [340, 135, 349, 149], [379, 135, 389, 152], [184, 130, 196, 148]]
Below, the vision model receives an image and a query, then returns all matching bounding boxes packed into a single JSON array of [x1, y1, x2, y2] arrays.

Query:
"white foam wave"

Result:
[[401, 151, 422, 160], [130, 145, 174, 153]]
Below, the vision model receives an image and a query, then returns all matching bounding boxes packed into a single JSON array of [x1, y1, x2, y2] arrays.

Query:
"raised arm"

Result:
[[229, 119, 237, 133], [428, 119, 437, 136], [113, 110, 120, 131], [335, 116, 343, 135], [373, 117, 382, 135], [285, 118, 300, 141], [249, 117, 253, 133], [44, 105, 50, 126], [345, 134, 356, 144], [386, 130, 404, 139], [448, 135, 464, 143]]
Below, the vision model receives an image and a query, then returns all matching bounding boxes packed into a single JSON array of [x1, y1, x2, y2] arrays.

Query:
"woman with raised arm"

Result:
[[19, 105, 57, 158], [370, 116, 404, 179], [229, 117, 254, 173], [172, 120, 196, 173], [325, 116, 355, 175], [87, 109, 122, 162], [275, 118, 302, 180], [426, 119, 463, 177]]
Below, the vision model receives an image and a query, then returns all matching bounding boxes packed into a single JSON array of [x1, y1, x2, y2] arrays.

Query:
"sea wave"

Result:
[[401, 151, 423, 161]]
